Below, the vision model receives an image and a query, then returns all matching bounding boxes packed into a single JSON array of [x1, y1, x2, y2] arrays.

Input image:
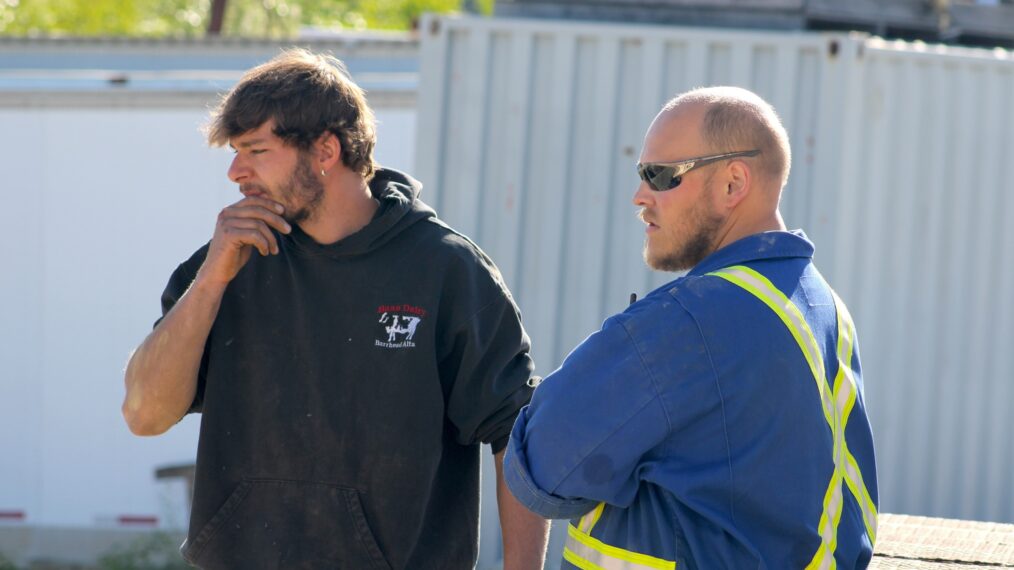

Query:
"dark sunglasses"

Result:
[[637, 150, 761, 192]]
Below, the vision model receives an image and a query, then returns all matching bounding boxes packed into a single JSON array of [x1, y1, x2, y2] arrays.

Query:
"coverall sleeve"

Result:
[[504, 314, 672, 519]]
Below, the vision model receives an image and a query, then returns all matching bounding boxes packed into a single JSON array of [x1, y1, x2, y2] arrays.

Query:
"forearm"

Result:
[[495, 449, 550, 570], [122, 275, 226, 435]]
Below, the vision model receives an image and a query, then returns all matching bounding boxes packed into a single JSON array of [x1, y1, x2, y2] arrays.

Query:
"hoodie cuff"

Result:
[[490, 434, 510, 456]]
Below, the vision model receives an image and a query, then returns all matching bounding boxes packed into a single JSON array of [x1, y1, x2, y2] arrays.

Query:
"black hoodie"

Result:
[[158, 169, 536, 569]]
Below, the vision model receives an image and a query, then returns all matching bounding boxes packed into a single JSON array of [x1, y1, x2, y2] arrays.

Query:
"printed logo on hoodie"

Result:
[[375, 304, 427, 348]]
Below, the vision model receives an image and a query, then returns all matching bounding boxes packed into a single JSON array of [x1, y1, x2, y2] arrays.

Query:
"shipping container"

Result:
[[416, 15, 1014, 531]]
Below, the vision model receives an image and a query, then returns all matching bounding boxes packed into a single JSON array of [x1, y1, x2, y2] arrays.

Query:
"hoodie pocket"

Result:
[[183, 479, 392, 570]]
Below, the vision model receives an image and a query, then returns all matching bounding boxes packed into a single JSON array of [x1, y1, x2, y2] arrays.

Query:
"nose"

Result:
[[228, 154, 249, 184], [632, 180, 654, 207]]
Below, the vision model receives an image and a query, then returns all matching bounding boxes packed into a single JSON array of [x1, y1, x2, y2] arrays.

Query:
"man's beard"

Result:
[[644, 185, 724, 272], [279, 153, 325, 225]]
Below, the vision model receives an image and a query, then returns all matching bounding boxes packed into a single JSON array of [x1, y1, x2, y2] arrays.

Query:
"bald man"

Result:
[[503, 87, 879, 569]]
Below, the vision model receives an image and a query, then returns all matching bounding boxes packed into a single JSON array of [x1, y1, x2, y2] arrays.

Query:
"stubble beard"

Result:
[[280, 153, 325, 226], [644, 187, 724, 273]]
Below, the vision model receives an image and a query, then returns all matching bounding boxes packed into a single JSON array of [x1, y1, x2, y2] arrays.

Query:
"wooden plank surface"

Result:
[[871, 513, 1014, 568]]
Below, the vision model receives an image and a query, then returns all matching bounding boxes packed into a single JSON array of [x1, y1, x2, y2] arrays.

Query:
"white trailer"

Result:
[[0, 33, 420, 566]]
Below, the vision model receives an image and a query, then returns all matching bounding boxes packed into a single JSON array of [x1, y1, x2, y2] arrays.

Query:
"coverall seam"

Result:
[[549, 325, 667, 498], [618, 318, 674, 435], [672, 287, 737, 523]]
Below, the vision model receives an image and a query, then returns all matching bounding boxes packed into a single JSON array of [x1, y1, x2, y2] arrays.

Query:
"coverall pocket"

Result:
[[182, 478, 392, 570]]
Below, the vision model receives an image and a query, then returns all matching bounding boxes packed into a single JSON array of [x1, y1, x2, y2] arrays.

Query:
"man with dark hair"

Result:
[[122, 49, 549, 569], [504, 87, 879, 568]]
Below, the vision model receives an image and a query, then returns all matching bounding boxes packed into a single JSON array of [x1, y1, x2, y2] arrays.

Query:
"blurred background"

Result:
[[1, 0, 1013, 568]]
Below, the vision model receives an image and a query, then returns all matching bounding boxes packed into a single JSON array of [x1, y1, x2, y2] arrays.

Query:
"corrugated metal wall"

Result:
[[829, 37, 1014, 524], [416, 15, 1014, 526]]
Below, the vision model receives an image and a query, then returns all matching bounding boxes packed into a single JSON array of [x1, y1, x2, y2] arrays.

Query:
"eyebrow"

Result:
[[230, 138, 269, 150]]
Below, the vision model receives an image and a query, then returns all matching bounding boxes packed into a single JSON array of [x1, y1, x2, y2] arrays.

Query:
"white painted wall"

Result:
[[0, 105, 416, 529]]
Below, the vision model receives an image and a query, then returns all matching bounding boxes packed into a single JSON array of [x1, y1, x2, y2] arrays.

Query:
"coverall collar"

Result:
[[687, 229, 815, 277]]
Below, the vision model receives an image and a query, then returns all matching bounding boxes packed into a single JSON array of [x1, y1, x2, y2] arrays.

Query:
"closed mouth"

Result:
[[240, 185, 267, 199]]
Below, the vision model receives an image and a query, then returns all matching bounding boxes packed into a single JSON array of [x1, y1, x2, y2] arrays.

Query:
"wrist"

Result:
[[191, 268, 231, 297]]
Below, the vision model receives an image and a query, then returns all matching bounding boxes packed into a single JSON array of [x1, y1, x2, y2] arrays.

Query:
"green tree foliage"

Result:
[[0, 0, 486, 36], [1, 0, 140, 35], [297, 0, 470, 31]]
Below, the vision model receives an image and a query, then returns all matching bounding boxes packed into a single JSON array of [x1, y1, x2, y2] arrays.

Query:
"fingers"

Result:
[[216, 197, 292, 257], [200, 196, 293, 285], [222, 200, 292, 235], [222, 218, 279, 256]]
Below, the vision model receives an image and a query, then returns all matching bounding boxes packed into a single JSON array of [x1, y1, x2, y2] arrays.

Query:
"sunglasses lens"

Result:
[[638, 164, 684, 191]]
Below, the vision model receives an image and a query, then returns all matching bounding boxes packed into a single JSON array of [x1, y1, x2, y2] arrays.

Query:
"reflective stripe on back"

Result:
[[706, 266, 834, 426], [707, 265, 877, 567], [564, 522, 676, 570], [830, 290, 879, 543]]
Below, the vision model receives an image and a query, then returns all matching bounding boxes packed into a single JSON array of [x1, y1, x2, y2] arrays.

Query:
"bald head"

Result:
[[661, 87, 791, 190]]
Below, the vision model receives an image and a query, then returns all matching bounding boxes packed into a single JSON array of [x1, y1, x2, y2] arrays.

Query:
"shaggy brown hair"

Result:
[[206, 48, 376, 179]]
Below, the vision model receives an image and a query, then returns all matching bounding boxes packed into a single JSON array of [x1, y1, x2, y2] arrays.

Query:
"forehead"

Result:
[[640, 105, 708, 163], [229, 119, 281, 147]]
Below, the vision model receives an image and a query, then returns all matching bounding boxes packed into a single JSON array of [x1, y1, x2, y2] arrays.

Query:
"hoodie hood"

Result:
[[285, 167, 435, 258]]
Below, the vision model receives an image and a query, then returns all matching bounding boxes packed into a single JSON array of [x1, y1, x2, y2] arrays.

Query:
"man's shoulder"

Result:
[[412, 217, 501, 273], [637, 273, 741, 313], [404, 218, 519, 314], [682, 256, 816, 300], [633, 271, 769, 334], [612, 287, 701, 344], [415, 216, 482, 251], [667, 258, 831, 341]]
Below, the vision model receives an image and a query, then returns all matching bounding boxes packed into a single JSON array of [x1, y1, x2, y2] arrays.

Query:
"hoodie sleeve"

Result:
[[156, 245, 210, 415], [438, 245, 537, 454]]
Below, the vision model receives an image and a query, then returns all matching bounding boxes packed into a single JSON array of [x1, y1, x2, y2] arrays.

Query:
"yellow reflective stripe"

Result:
[[709, 266, 833, 427], [565, 524, 676, 570], [709, 267, 878, 566], [579, 502, 606, 533], [831, 290, 879, 543], [564, 546, 608, 570], [806, 468, 844, 570], [833, 370, 855, 464], [835, 302, 855, 360], [844, 450, 878, 542]]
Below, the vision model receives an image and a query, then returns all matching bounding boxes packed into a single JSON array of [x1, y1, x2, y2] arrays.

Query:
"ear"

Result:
[[314, 131, 342, 174], [721, 160, 751, 210]]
